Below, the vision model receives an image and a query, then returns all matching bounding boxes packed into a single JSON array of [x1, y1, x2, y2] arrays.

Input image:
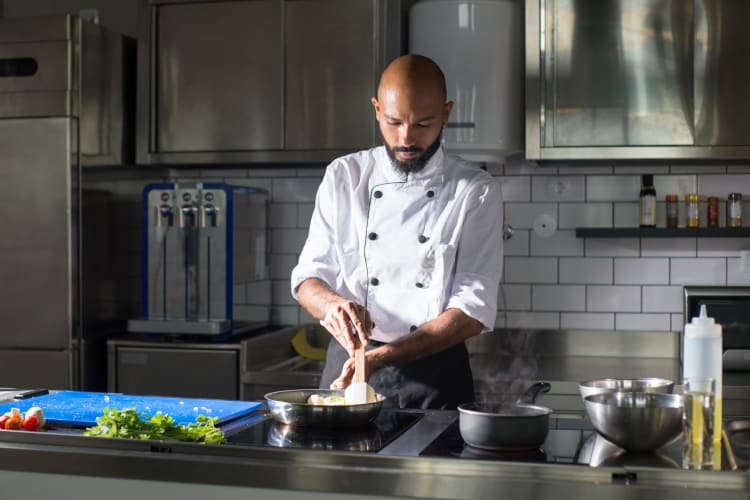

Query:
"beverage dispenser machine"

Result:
[[128, 182, 269, 336]]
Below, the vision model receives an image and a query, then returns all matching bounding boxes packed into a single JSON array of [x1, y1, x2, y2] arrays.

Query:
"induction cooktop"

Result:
[[223, 409, 422, 453], [420, 415, 736, 470]]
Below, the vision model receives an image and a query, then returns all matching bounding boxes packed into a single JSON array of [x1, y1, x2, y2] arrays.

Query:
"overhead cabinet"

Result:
[[525, 0, 750, 161], [137, 0, 403, 165]]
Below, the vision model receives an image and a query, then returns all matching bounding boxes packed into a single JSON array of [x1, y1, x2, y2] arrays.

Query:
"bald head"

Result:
[[377, 54, 447, 103], [371, 55, 452, 175]]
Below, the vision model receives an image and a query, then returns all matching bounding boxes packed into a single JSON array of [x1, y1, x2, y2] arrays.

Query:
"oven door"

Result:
[[685, 287, 750, 371]]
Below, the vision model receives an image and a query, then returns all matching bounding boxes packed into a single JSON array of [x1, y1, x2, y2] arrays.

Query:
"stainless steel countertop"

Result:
[[0, 415, 747, 500]]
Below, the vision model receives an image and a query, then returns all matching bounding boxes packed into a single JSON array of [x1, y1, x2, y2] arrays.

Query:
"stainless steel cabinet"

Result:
[[137, 0, 404, 165], [526, 0, 750, 161], [154, 1, 283, 154], [108, 338, 241, 399], [286, 0, 378, 151]]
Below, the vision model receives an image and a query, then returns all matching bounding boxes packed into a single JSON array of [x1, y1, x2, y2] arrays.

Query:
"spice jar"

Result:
[[666, 194, 679, 228], [707, 196, 719, 227], [728, 193, 743, 227], [686, 193, 700, 227]]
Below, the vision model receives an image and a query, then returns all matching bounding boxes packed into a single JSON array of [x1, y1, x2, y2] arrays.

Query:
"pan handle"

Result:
[[516, 382, 551, 404]]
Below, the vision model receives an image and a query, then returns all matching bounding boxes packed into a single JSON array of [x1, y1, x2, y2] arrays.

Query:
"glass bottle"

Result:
[[707, 196, 719, 227], [686, 194, 700, 227], [728, 193, 743, 227], [639, 174, 656, 227], [666, 194, 679, 228]]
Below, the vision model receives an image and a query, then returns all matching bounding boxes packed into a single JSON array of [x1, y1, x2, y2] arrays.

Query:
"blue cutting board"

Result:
[[0, 391, 263, 427]]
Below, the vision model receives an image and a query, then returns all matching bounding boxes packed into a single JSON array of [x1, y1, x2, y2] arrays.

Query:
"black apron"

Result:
[[319, 338, 475, 410]]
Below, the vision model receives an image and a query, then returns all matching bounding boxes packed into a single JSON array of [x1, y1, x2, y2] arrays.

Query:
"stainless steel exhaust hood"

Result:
[[526, 0, 750, 161]]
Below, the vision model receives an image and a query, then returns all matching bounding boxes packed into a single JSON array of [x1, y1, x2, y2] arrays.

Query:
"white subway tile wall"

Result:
[[670, 258, 726, 285], [499, 284, 531, 311], [529, 230, 583, 256], [559, 257, 612, 284], [586, 238, 640, 257], [641, 286, 684, 312], [213, 163, 750, 330], [642, 238, 697, 257], [614, 313, 672, 331], [559, 203, 613, 228], [587, 286, 641, 312], [561, 312, 615, 330], [86, 159, 750, 331], [532, 285, 586, 311], [614, 258, 669, 285], [503, 229, 529, 256]]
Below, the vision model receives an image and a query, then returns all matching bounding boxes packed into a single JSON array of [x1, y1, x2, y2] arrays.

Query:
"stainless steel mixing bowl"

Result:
[[583, 392, 683, 452], [579, 378, 674, 400]]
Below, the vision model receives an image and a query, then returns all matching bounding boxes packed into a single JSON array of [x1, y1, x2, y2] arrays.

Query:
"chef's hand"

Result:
[[329, 356, 356, 390], [321, 299, 372, 356]]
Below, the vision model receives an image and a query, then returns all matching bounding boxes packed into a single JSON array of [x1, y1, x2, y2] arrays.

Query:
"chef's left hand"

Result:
[[329, 357, 355, 390], [330, 351, 376, 390]]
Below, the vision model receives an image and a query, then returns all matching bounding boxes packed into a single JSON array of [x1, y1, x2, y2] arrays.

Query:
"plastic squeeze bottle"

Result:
[[683, 304, 723, 445]]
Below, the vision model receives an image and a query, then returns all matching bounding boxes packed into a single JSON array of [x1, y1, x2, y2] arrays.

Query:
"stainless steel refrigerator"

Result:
[[0, 15, 135, 390]]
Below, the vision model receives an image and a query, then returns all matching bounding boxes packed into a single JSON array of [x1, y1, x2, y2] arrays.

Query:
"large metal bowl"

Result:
[[579, 378, 674, 400], [265, 389, 385, 428], [584, 392, 683, 452]]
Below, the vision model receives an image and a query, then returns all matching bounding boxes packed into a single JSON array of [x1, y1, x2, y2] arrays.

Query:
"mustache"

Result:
[[392, 146, 423, 153]]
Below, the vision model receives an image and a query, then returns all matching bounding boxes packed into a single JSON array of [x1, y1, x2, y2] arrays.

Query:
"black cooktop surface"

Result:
[[420, 416, 591, 464], [419, 415, 734, 469], [223, 409, 422, 453]]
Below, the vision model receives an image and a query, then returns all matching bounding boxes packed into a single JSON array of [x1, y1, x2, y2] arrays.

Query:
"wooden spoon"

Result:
[[353, 304, 367, 383], [344, 306, 372, 404], [353, 341, 366, 383]]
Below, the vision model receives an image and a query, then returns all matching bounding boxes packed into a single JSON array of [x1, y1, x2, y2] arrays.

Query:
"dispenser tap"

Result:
[[200, 204, 221, 228], [155, 204, 174, 227], [179, 204, 198, 228]]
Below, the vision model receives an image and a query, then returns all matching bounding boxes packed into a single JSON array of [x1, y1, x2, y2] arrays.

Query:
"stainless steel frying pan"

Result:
[[265, 389, 386, 427]]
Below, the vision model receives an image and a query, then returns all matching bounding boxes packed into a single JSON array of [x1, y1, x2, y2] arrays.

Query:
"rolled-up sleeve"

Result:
[[290, 167, 339, 299], [445, 178, 504, 332]]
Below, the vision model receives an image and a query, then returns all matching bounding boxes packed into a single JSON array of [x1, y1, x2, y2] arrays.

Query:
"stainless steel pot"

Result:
[[265, 389, 385, 427], [457, 382, 552, 450]]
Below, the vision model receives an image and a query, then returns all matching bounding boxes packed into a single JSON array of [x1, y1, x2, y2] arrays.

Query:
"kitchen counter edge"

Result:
[[0, 423, 747, 500]]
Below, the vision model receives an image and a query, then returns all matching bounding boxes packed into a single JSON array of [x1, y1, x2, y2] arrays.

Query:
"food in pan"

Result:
[[307, 394, 347, 406], [306, 384, 378, 406]]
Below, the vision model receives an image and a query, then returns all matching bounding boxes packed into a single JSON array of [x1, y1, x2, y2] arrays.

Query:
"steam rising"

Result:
[[472, 330, 539, 404]]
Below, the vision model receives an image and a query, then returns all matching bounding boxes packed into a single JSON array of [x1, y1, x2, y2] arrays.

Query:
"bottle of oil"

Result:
[[639, 174, 656, 227], [683, 305, 723, 447]]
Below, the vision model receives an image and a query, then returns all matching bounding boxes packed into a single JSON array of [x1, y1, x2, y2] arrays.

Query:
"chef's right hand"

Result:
[[321, 300, 371, 355]]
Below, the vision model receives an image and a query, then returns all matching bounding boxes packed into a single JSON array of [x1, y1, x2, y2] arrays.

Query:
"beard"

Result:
[[382, 131, 443, 175]]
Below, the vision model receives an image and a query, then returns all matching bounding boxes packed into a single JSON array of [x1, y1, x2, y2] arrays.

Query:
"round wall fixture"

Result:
[[533, 213, 557, 238]]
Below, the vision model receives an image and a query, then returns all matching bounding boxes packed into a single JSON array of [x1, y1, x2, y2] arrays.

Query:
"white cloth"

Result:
[[291, 145, 503, 343]]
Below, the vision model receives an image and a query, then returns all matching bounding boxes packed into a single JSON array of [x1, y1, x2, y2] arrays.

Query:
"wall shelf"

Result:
[[575, 227, 750, 238]]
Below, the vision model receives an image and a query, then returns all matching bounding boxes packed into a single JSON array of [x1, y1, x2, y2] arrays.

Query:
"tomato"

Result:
[[0, 414, 8, 429], [4, 415, 22, 430], [22, 416, 39, 431]]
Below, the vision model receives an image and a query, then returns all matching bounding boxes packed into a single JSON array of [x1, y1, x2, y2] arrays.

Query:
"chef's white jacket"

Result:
[[291, 145, 503, 343]]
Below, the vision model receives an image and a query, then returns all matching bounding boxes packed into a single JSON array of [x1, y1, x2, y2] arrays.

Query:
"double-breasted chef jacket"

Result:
[[291, 145, 503, 409], [292, 145, 504, 343]]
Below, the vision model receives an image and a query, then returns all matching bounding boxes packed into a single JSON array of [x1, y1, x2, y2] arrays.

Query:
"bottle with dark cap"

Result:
[[639, 174, 656, 227]]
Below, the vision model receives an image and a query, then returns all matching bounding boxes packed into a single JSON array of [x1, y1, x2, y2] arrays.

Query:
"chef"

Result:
[[291, 54, 503, 409]]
